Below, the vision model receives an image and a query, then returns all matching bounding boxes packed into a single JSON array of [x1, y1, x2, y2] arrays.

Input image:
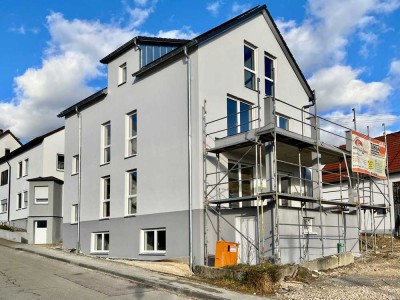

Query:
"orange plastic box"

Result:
[[214, 241, 239, 268]]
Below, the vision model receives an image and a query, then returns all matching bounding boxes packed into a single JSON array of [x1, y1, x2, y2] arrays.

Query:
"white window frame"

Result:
[[17, 161, 23, 178], [264, 54, 275, 96], [57, 154, 64, 171], [34, 186, 49, 204], [126, 169, 137, 216], [118, 63, 127, 86], [101, 122, 111, 164], [303, 217, 317, 235], [244, 42, 257, 90], [227, 98, 253, 136], [91, 232, 110, 253], [101, 176, 110, 218], [23, 159, 28, 177], [17, 193, 22, 209], [228, 161, 254, 208], [140, 228, 166, 254], [0, 199, 7, 213], [125, 111, 137, 157], [71, 204, 78, 224], [1, 170, 8, 186], [72, 155, 79, 175], [276, 114, 290, 130], [23, 191, 28, 208]]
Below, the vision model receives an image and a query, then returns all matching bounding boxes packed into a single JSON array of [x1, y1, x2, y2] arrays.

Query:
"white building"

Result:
[[0, 127, 65, 244], [58, 5, 364, 265]]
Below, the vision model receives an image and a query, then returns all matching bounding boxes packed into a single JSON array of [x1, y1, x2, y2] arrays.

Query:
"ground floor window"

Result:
[[71, 204, 78, 224], [92, 232, 110, 252], [0, 199, 7, 213], [141, 228, 166, 253]]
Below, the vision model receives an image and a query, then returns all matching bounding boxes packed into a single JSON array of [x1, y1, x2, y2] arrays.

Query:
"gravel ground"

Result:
[[277, 239, 400, 300]]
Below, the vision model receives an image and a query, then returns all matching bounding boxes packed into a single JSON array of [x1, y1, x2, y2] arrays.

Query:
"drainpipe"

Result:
[[6, 159, 11, 224], [184, 46, 193, 270], [301, 91, 316, 137], [76, 106, 82, 253]]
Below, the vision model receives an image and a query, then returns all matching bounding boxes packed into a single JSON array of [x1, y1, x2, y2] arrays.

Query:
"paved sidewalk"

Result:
[[0, 239, 269, 300]]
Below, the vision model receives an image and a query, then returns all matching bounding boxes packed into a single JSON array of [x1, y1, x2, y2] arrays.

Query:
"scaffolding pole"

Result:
[[383, 123, 394, 253]]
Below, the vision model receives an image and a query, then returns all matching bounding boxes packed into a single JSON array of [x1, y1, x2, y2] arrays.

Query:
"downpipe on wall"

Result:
[[184, 46, 193, 270], [76, 106, 82, 253]]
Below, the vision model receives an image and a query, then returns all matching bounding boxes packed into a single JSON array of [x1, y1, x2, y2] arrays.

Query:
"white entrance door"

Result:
[[34, 220, 47, 244], [235, 216, 257, 265]]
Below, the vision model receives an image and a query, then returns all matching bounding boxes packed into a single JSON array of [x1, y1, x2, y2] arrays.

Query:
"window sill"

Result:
[[100, 162, 110, 167], [244, 85, 259, 93], [71, 173, 79, 176], [124, 154, 137, 160], [0, 212, 6, 214], [124, 214, 137, 218], [57, 169, 65, 172], [118, 81, 126, 87], [70, 222, 77, 225], [139, 252, 166, 256], [34, 202, 48, 205], [16, 208, 22, 211], [22, 207, 28, 209], [99, 217, 109, 221], [90, 251, 109, 255]]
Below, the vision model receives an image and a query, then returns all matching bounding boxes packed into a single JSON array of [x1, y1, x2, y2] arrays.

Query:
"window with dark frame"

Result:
[[264, 55, 274, 96], [57, 154, 64, 170], [1, 170, 8, 185]]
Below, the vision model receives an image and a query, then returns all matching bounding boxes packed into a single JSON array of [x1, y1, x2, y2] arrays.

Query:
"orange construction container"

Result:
[[214, 241, 239, 268]]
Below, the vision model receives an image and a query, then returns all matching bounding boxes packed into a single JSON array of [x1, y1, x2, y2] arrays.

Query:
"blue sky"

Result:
[[1, 0, 400, 140]]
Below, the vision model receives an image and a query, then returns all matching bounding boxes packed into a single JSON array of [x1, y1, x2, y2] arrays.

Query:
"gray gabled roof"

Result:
[[57, 88, 107, 118]]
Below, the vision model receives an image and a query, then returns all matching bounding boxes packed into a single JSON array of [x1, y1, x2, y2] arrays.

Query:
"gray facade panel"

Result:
[[63, 209, 203, 265]]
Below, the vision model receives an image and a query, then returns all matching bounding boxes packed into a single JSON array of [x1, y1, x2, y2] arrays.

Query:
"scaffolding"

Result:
[[202, 95, 393, 265]]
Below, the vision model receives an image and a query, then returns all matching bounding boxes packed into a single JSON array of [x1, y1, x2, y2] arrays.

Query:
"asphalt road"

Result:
[[0, 245, 188, 300]]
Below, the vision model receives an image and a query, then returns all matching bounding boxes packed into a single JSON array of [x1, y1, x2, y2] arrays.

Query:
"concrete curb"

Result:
[[2, 244, 227, 300]]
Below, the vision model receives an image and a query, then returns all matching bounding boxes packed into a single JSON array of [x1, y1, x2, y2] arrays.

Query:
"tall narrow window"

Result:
[[228, 162, 254, 208], [126, 169, 137, 215], [0, 199, 7, 213], [17, 193, 22, 209], [17, 161, 23, 178], [227, 98, 251, 136], [126, 112, 137, 157], [57, 154, 64, 171], [72, 155, 79, 174], [264, 55, 274, 96], [23, 191, 28, 208], [102, 122, 111, 164], [23, 159, 29, 176], [101, 176, 111, 218], [1, 170, 8, 185], [118, 63, 127, 85], [244, 44, 256, 90], [71, 204, 78, 224]]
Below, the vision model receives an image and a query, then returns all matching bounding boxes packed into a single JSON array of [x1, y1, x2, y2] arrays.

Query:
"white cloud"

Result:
[[207, 1, 222, 17], [157, 27, 197, 39], [134, 0, 148, 6], [277, 0, 400, 74], [232, 2, 251, 14], [9, 25, 26, 34], [0, 13, 137, 139], [308, 65, 392, 112], [124, 0, 157, 28]]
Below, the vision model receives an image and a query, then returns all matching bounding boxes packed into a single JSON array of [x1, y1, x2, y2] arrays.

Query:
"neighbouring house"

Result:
[[58, 5, 381, 266], [323, 131, 397, 237], [0, 127, 65, 244]]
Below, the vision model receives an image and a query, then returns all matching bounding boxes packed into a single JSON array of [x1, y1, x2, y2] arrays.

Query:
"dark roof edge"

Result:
[[100, 36, 189, 64], [133, 5, 264, 78], [58, 88, 107, 118], [0, 130, 22, 146], [0, 126, 64, 164], [132, 5, 314, 100], [27, 176, 64, 185]]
